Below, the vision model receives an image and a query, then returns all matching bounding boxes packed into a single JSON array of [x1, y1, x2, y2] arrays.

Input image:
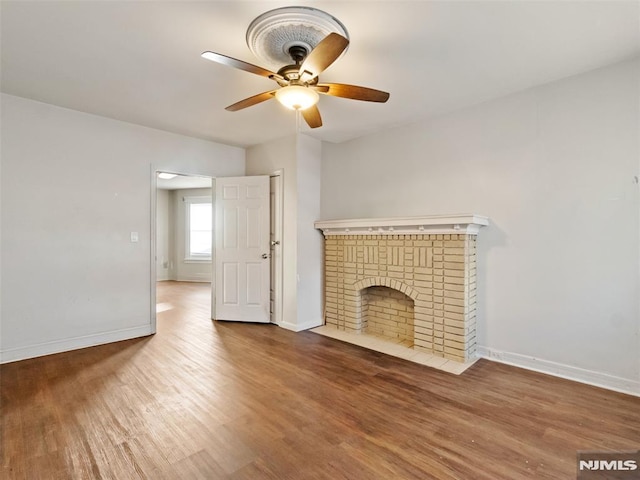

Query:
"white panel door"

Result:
[[214, 176, 270, 322]]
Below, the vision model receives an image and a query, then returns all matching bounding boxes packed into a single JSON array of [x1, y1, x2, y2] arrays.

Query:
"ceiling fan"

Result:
[[201, 8, 389, 129]]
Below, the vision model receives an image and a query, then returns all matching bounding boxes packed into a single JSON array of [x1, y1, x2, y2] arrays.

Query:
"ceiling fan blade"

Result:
[[310, 85, 330, 93], [301, 105, 322, 128], [202, 51, 278, 79], [299, 33, 349, 83], [316, 83, 390, 103], [225, 90, 277, 112]]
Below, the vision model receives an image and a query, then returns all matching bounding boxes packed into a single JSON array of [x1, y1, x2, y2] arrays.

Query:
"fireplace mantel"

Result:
[[315, 214, 489, 235]]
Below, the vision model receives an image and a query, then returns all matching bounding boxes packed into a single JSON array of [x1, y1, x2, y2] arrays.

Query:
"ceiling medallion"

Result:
[[246, 6, 349, 69]]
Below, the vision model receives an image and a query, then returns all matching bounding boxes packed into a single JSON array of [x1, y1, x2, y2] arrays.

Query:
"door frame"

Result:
[[270, 169, 284, 326]]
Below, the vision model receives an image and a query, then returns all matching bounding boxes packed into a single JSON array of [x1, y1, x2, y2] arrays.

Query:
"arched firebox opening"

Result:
[[361, 286, 415, 346]]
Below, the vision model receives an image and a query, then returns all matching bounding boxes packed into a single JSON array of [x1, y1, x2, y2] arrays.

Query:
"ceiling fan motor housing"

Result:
[[288, 44, 308, 64]]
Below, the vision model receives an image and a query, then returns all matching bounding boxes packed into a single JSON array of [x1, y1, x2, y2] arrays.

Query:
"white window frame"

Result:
[[184, 195, 212, 262]]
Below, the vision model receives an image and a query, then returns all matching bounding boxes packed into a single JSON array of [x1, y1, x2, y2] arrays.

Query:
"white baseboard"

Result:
[[0, 324, 154, 364], [477, 346, 640, 397], [280, 319, 323, 332], [175, 275, 211, 283]]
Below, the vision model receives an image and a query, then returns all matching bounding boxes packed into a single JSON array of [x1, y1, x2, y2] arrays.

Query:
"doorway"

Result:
[[152, 171, 213, 333], [151, 170, 284, 332]]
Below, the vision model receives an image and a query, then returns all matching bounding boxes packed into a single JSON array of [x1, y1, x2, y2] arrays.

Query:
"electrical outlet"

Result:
[[490, 350, 504, 361]]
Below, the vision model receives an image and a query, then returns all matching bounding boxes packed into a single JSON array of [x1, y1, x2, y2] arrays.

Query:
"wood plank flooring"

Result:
[[2, 281, 639, 479]]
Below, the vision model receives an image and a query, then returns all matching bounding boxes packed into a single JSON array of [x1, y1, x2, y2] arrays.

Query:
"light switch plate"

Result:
[[130, 232, 139, 243]]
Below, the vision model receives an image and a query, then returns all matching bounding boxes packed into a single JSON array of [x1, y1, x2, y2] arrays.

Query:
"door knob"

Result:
[[262, 253, 270, 259]]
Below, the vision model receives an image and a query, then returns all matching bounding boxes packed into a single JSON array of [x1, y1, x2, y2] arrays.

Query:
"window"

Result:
[[184, 196, 212, 261]]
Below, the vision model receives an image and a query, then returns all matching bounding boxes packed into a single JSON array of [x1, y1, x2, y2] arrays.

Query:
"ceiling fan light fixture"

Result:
[[275, 85, 319, 110]]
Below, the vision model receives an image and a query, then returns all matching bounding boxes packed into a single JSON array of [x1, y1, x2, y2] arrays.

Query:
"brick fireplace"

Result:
[[314, 215, 488, 363]]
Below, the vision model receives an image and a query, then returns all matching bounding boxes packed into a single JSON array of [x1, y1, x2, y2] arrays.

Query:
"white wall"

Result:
[[296, 135, 323, 330], [0, 94, 245, 362], [246, 133, 323, 331], [171, 187, 213, 282], [156, 189, 171, 281], [321, 59, 640, 394]]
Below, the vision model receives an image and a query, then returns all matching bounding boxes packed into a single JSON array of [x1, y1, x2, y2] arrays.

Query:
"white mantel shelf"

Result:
[[315, 214, 489, 235]]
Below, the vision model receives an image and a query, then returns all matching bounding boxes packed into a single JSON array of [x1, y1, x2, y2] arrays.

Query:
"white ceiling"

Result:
[[2, 1, 638, 148], [157, 173, 212, 190]]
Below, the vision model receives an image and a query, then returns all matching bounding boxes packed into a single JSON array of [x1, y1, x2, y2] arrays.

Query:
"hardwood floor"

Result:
[[2, 281, 639, 479]]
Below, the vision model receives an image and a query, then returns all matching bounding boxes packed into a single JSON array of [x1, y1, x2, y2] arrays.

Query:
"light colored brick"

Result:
[[444, 240, 465, 247], [443, 311, 465, 323], [444, 351, 465, 362], [321, 232, 477, 364], [444, 304, 465, 314], [444, 262, 465, 271], [444, 289, 465, 299], [414, 325, 433, 336], [444, 297, 465, 307], [445, 274, 466, 285]]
